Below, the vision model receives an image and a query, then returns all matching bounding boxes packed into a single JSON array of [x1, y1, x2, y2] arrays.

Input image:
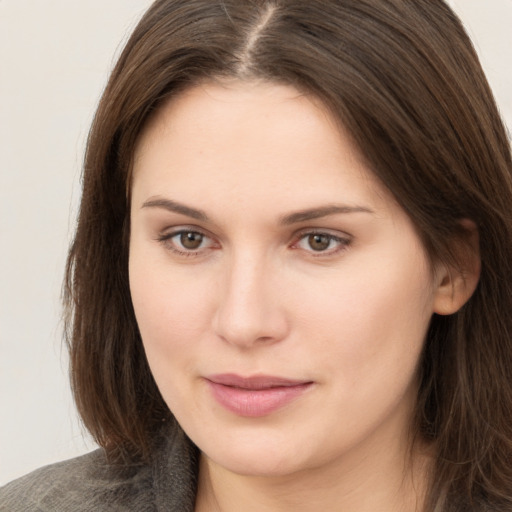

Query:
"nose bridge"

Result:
[[213, 246, 287, 347]]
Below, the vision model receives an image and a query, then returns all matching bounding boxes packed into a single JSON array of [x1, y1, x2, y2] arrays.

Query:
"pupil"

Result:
[[309, 234, 330, 251], [180, 232, 203, 249]]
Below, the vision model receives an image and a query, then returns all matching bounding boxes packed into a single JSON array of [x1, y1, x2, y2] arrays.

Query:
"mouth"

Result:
[[204, 374, 314, 417]]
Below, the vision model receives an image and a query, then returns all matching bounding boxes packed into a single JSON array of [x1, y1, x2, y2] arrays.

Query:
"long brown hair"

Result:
[[64, 1, 512, 509]]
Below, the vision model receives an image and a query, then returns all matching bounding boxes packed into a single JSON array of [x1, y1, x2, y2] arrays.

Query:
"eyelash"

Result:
[[157, 228, 352, 258]]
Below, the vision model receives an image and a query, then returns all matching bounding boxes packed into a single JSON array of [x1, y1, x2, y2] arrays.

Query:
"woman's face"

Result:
[[129, 81, 442, 477]]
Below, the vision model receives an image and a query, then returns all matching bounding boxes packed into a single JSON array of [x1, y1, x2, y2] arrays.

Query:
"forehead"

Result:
[[132, 80, 391, 214]]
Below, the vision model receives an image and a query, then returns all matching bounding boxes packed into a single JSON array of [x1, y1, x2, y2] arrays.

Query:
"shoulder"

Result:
[[0, 425, 199, 512], [0, 449, 154, 512]]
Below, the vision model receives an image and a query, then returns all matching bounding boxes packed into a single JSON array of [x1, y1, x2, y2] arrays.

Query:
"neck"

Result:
[[195, 434, 431, 512]]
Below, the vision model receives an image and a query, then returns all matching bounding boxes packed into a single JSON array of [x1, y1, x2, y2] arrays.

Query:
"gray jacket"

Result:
[[0, 426, 198, 511]]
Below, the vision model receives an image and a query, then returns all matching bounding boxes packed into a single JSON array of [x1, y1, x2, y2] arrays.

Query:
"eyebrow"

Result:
[[141, 197, 374, 224], [279, 204, 375, 224], [141, 198, 208, 221]]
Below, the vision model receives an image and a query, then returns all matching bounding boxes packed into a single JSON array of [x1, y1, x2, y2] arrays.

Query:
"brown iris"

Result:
[[308, 234, 331, 251], [180, 231, 203, 250]]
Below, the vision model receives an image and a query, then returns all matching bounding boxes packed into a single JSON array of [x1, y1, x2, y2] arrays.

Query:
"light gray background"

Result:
[[1, 0, 511, 485]]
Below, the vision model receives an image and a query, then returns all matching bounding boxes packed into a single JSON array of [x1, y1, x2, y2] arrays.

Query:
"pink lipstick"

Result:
[[205, 374, 313, 417]]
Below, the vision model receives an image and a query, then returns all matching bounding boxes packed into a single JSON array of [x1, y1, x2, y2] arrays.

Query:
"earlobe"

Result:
[[432, 220, 481, 316]]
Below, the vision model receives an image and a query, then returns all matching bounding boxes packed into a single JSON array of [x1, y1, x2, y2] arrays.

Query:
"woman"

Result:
[[2, 0, 511, 510]]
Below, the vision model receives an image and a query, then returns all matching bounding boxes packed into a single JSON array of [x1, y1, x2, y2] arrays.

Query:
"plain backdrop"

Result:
[[1, 0, 511, 485]]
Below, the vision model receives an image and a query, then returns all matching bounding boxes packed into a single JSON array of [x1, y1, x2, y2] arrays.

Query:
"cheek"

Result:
[[129, 255, 215, 417], [292, 249, 434, 385], [129, 251, 214, 359]]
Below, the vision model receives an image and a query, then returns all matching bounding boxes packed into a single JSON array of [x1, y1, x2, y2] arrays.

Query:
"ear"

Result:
[[433, 220, 481, 316]]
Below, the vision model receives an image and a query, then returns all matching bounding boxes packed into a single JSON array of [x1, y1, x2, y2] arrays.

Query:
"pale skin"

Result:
[[129, 81, 479, 512]]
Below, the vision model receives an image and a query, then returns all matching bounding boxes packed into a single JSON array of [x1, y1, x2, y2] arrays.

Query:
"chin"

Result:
[[209, 450, 304, 478], [195, 427, 313, 478]]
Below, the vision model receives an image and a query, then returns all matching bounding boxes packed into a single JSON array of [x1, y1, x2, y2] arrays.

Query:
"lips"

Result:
[[205, 374, 313, 417]]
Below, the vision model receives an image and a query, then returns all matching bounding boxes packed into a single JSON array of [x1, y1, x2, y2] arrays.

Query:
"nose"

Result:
[[212, 250, 289, 349]]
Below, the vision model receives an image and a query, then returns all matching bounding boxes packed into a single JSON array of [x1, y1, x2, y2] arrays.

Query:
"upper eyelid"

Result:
[[292, 227, 352, 240], [159, 225, 213, 238], [293, 232, 351, 246]]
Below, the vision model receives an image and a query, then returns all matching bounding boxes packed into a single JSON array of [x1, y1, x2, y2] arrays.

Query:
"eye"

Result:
[[158, 228, 217, 256], [305, 234, 333, 252], [293, 231, 350, 255], [179, 231, 204, 250]]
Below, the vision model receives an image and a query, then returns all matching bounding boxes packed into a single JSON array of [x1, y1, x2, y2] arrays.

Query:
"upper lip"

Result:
[[206, 373, 312, 390]]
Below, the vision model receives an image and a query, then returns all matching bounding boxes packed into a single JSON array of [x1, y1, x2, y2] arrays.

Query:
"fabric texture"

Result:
[[0, 424, 199, 512]]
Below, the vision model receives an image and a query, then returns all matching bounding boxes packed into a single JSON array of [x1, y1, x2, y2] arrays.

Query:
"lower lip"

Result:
[[206, 381, 313, 417]]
